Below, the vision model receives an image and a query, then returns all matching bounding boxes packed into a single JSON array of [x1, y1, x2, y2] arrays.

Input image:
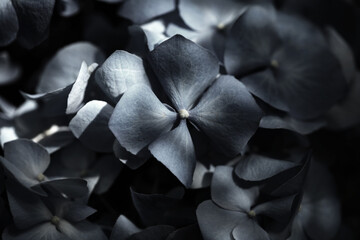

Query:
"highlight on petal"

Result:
[[109, 84, 176, 155], [69, 100, 115, 153], [95, 50, 150, 103]]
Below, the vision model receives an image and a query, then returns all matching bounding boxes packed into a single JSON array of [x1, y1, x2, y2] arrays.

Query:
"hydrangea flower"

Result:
[[3, 181, 107, 240], [224, 6, 347, 121], [0, 139, 88, 198], [109, 35, 263, 187], [197, 166, 299, 240]]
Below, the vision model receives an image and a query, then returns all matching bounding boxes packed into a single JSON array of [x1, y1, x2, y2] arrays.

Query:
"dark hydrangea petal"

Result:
[[211, 166, 258, 212], [6, 181, 52, 230], [4, 139, 50, 179], [3, 223, 68, 240], [99, 0, 124, 2], [11, 0, 55, 49], [232, 219, 270, 240], [244, 41, 347, 120], [69, 100, 115, 153], [196, 200, 247, 240], [58, 220, 107, 240], [149, 120, 196, 187], [224, 6, 280, 77], [113, 140, 149, 170], [0, 0, 19, 46], [0, 52, 21, 86], [149, 35, 219, 110], [266, 153, 311, 197], [66, 62, 99, 114], [253, 194, 297, 224], [38, 178, 89, 199], [57, 0, 81, 17], [260, 114, 326, 135], [326, 27, 356, 83], [109, 84, 177, 155], [91, 155, 123, 194], [49, 198, 96, 223], [118, 0, 176, 24], [190, 75, 262, 157], [37, 129, 75, 154], [95, 50, 150, 104], [36, 42, 105, 94], [111, 215, 141, 240], [235, 154, 298, 182], [179, 0, 246, 31]]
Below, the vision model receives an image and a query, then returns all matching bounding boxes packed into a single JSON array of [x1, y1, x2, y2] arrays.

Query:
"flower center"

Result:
[[178, 109, 189, 119], [270, 59, 279, 68], [248, 210, 256, 218], [50, 216, 61, 226], [37, 173, 45, 182], [217, 23, 225, 30]]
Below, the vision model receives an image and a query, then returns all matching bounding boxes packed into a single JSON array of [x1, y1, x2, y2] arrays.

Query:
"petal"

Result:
[[37, 42, 105, 94], [129, 225, 175, 240], [66, 62, 99, 114], [224, 6, 279, 77], [149, 35, 219, 109], [149, 120, 196, 187], [117, 0, 176, 24], [113, 140, 149, 170], [179, 0, 246, 31], [189, 75, 262, 157], [232, 220, 270, 240], [234, 154, 298, 182], [111, 215, 141, 240], [196, 200, 247, 240], [57, 0, 81, 17], [211, 166, 258, 212], [39, 178, 89, 198], [51, 199, 96, 222], [6, 181, 52, 230], [109, 84, 176, 155], [0, 0, 19, 46], [91, 155, 123, 194], [0, 52, 21, 85], [3, 223, 68, 240], [260, 114, 326, 135], [59, 220, 108, 240], [95, 50, 150, 104], [69, 100, 115, 153], [4, 139, 50, 178], [12, 0, 55, 48]]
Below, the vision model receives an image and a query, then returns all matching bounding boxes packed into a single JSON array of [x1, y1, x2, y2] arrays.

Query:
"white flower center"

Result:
[[51, 216, 61, 226], [270, 59, 279, 68], [178, 109, 189, 119], [37, 173, 45, 182], [248, 210, 256, 218]]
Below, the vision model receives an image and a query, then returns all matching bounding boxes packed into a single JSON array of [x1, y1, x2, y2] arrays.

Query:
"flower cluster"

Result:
[[0, 0, 359, 239]]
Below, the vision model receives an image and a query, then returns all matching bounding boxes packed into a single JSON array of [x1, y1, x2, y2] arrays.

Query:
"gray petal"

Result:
[[2, 223, 69, 240], [66, 62, 99, 114], [149, 35, 219, 109], [59, 220, 108, 240], [118, 0, 176, 24], [211, 166, 258, 212], [149, 120, 196, 187], [57, 0, 81, 17], [70, 100, 115, 153], [109, 84, 176, 155], [190, 75, 262, 157], [4, 139, 50, 179], [232, 220, 270, 240], [0, 52, 21, 85], [37, 42, 105, 93], [196, 200, 247, 240], [113, 140, 149, 170], [111, 215, 141, 240], [12, 0, 55, 48], [235, 154, 298, 182], [95, 50, 150, 104], [0, 0, 19, 46]]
